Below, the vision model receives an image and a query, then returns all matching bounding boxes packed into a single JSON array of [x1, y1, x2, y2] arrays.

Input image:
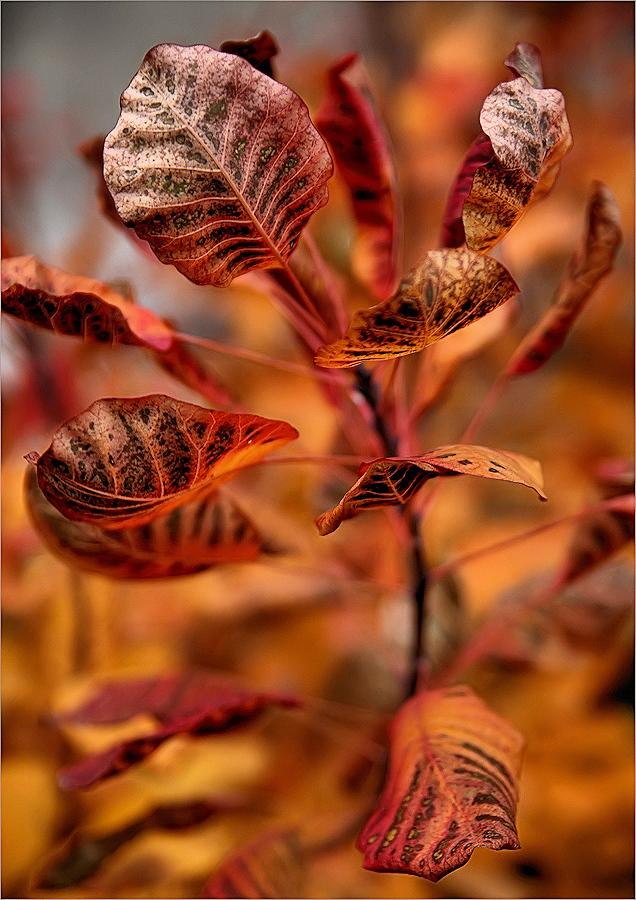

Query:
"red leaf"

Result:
[[559, 493, 635, 587], [199, 828, 304, 898], [440, 134, 494, 248], [317, 444, 546, 535], [358, 686, 524, 882], [28, 395, 298, 528], [219, 31, 279, 79], [316, 53, 401, 300], [54, 672, 302, 790]]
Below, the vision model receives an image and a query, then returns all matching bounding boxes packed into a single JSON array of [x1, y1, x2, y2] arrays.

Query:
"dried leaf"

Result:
[[315, 249, 518, 367], [357, 686, 523, 882], [27, 394, 298, 528], [316, 53, 401, 300], [505, 182, 622, 376], [25, 467, 266, 579], [54, 672, 302, 789], [219, 31, 279, 78], [317, 444, 546, 535], [199, 828, 304, 898], [504, 42, 544, 89], [440, 134, 494, 249], [560, 494, 634, 587], [103, 43, 333, 286]]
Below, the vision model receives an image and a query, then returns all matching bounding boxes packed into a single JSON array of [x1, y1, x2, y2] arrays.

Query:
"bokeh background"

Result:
[[2, 3, 634, 898]]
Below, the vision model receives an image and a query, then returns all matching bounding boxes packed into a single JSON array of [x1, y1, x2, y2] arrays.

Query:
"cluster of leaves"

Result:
[[2, 30, 632, 898]]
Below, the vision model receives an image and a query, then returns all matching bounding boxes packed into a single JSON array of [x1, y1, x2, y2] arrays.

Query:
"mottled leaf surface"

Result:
[[25, 467, 265, 579], [103, 43, 333, 286], [440, 134, 494, 249], [54, 672, 302, 790], [505, 182, 622, 376], [199, 828, 304, 898], [358, 686, 524, 881], [316, 52, 400, 300], [28, 395, 297, 528], [219, 30, 279, 78], [315, 249, 518, 367], [317, 445, 546, 534]]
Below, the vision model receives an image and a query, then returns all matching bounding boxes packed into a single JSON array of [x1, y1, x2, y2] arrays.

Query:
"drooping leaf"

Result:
[[315, 249, 518, 367], [357, 686, 524, 882], [317, 444, 546, 535], [440, 134, 494, 249], [504, 42, 544, 89], [504, 182, 622, 376], [103, 43, 333, 286], [219, 30, 279, 78], [25, 467, 267, 579], [53, 672, 302, 790], [559, 493, 634, 587], [316, 52, 401, 300], [27, 395, 298, 528], [199, 828, 304, 898]]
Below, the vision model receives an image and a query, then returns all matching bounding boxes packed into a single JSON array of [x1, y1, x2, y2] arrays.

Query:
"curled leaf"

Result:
[[440, 134, 494, 249], [103, 43, 333, 286], [317, 444, 545, 535], [504, 42, 544, 89], [315, 249, 518, 367], [358, 686, 524, 882], [28, 394, 298, 528], [219, 30, 279, 78], [316, 52, 401, 300], [199, 828, 304, 899]]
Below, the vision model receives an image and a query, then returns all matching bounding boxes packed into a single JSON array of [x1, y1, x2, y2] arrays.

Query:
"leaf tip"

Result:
[[24, 451, 39, 467]]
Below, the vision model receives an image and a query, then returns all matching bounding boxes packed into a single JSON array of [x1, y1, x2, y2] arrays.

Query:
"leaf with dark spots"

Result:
[[199, 828, 304, 899], [504, 182, 622, 377], [29, 395, 298, 528], [357, 686, 524, 882], [315, 52, 401, 300], [316, 444, 546, 535], [505, 42, 544, 89], [315, 248, 518, 367], [219, 31, 279, 78], [440, 134, 495, 248], [103, 43, 333, 287], [53, 672, 302, 789], [25, 467, 268, 579]]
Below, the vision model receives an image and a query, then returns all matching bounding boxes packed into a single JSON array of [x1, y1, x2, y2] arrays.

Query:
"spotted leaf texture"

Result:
[[103, 43, 333, 286], [200, 828, 304, 899], [317, 445, 546, 535], [358, 686, 524, 882], [316, 52, 401, 300], [315, 249, 518, 367], [25, 467, 266, 579], [53, 672, 302, 790], [27, 395, 298, 528]]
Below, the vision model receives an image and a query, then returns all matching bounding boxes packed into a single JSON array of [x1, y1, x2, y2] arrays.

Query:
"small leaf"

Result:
[[25, 467, 266, 579], [357, 686, 524, 882], [219, 30, 279, 78], [316, 53, 401, 300], [29, 394, 298, 528], [317, 444, 546, 535], [440, 134, 494, 249], [199, 828, 304, 899], [103, 43, 333, 286], [315, 249, 518, 367], [504, 42, 544, 89], [560, 494, 634, 586], [505, 182, 622, 376], [54, 672, 302, 789]]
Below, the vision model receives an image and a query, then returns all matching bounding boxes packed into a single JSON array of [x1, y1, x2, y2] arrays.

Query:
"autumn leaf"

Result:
[[219, 30, 279, 78], [199, 828, 304, 898], [439, 134, 494, 249], [25, 467, 267, 579], [504, 41, 544, 89], [315, 249, 518, 367], [103, 43, 333, 286], [504, 182, 622, 376], [358, 686, 524, 882], [317, 444, 546, 535], [558, 493, 634, 587], [27, 395, 298, 528], [316, 52, 401, 300], [53, 672, 302, 790]]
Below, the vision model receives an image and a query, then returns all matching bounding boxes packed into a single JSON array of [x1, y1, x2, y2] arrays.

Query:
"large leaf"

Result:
[[357, 686, 524, 881], [26, 395, 298, 528], [317, 444, 546, 535], [199, 828, 304, 899], [315, 249, 518, 367], [54, 672, 302, 790], [103, 43, 333, 286], [316, 52, 401, 300], [25, 467, 266, 579]]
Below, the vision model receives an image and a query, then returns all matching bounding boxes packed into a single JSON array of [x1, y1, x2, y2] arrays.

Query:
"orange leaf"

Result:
[[315, 249, 518, 367], [199, 828, 304, 898], [358, 686, 524, 882], [317, 444, 546, 535], [27, 395, 298, 528]]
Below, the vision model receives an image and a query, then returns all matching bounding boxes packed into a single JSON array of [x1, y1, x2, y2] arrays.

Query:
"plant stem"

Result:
[[406, 509, 427, 695]]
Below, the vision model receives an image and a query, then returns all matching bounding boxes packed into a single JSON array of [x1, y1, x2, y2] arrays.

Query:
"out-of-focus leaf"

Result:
[[317, 444, 546, 535], [25, 467, 267, 579], [440, 134, 494, 249], [151, 340, 234, 408], [504, 42, 544, 89], [219, 31, 279, 78], [27, 394, 298, 528], [103, 43, 333, 286], [199, 828, 304, 899], [559, 494, 634, 587], [315, 249, 518, 367], [53, 672, 302, 789], [316, 52, 401, 300], [504, 182, 622, 376], [357, 686, 523, 882]]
